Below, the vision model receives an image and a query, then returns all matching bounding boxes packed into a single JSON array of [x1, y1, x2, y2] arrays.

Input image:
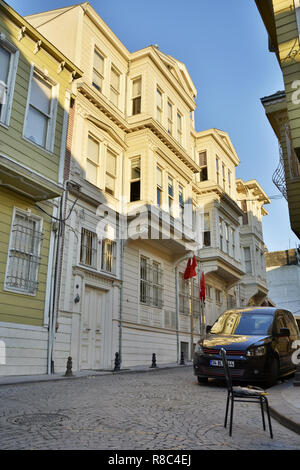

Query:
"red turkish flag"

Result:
[[200, 271, 205, 301], [184, 255, 197, 279]]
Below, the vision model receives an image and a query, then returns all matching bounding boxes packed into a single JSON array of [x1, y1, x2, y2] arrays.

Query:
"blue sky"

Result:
[[8, 0, 300, 251]]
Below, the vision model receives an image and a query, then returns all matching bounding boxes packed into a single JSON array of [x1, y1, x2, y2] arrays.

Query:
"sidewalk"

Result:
[[0, 361, 193, 386], [0, 363, 299, 435], [267, 379, 300, 435]]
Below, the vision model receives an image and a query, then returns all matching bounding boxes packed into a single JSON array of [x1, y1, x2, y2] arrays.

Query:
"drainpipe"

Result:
[[175, 266, 179, 364]]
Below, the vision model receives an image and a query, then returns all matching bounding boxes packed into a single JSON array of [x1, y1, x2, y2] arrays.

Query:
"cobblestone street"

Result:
[[0, 367, 299, 450]]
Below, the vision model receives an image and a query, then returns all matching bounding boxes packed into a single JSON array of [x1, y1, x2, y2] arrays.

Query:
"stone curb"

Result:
[[0, 363, 193, 387]]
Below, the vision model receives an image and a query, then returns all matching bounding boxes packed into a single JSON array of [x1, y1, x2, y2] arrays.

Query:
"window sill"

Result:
[[22, 135, 54, 155], [3, 286, 37, 297], [0, 120, 9, 130], [77, 263, 117, 279]]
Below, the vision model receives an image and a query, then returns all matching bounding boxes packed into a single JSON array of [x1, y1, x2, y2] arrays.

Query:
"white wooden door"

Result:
[[80, 287, 103, 370]]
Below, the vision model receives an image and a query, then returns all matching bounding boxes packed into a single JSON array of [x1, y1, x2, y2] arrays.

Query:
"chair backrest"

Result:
[[219, 348, 233, 393]]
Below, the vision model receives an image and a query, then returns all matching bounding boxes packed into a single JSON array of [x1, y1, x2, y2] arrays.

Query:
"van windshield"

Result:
[[210, 312, 273, 336]]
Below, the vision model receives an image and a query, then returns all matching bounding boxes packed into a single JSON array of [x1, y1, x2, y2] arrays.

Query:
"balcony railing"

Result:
[[272, 144, 287, 200]]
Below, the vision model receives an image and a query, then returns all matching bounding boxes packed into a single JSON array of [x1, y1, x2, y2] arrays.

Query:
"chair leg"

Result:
[[224, 391, 230, 428], [260, 396, 266, 431], [229, 397, 234, 437], [264, 397, 273, 439]]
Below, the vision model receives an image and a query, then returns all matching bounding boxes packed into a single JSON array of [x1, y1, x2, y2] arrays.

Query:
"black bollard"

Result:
[[150, 353, 157, 368], [64, 356, 73, 377], [114, 352, 121, 371], [180, 351, 185, 365]]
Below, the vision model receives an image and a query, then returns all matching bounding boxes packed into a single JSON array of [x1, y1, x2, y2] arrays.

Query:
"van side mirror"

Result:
[[206, 325, 212, 334], [279, 328, 290, 337]]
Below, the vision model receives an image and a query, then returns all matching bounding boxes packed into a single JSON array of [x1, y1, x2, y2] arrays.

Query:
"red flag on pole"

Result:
[[183, 255, 197, 280], [200, 271, 205, 301]]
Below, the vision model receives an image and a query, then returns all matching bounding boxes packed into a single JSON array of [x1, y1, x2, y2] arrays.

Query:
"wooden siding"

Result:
[[0, 13, 72, 183], [0, 189, 51, 326]]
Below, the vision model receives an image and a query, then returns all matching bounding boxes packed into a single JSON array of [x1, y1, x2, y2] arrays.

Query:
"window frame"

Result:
[[177, 111, 183, 145], [110, 64, 120, 108], [132, 76, 142, 115], [4, 207, 43, 296], [101, 238, 117, 274], [23, 66, 58, 152], [80, 227, 98, 269], [0, 35, 19, 127], [92, 47, 105, 93], [167, 99, 173, 134], [130, 156, 141, 202], [105, 147, 117, 196], [157, 165, 163, 207], [86, 133, 101, 187], [168, 175, 174, 215], [140, 256, 163, 308], [156, 86, 163, 123]]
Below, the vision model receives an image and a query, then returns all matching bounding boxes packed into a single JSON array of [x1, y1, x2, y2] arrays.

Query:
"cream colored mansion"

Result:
[[24, 3, 270, 373]]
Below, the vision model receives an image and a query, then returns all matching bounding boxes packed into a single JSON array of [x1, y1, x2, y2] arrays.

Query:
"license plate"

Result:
[[210, 359, 234, 368]]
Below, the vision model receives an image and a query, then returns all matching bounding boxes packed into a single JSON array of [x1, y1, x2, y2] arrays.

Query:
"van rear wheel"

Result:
[[266, 359, 279, 388], [197, 376, 208, 384]]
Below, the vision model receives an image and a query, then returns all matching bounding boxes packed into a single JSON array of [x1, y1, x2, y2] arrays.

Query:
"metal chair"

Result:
[[219, 348, 273, 438]]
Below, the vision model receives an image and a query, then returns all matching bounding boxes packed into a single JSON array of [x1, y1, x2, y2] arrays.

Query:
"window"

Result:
[[231, 227, 235, 258], [167, 100, 173, 134], [215, 288, 221, 303], [225, 223, 229, 253], [0, 39, 18, 125], [177, 112, 182, 144], [101, 238, 116, 274], [241, 200, 249, 225], [132, 77, 141, 115], [110, 65, 120, 107], [130, 157, 141, 201], [178, 185, 184, 222], [203, 212, 211, 247], [105, 148, 117, 196], [244, 247, 252, 274], [80, 228, 97, 268], [168, 176, 174, 215], [140, 257, 163, 307], [179, 273, 189, 314], [206, 284, 211, 299], [216, 157, 220, 185], [92, 49, 104, 92], [86, 135, 100, 186], [157, 166, 163, 207], [140, 256, 150, 304], [228, 170, 231, 194], [222, 163, 226, 189], [199, 151, 208, 182], [24, 70, 57, 150], [156, 87, 163, 123], [152, 261, 163, 307], [5, 210, 42, 294], [219, 218, 223, 251]]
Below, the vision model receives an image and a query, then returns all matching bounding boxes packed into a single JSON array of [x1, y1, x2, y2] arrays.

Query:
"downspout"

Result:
[[175, 266, 179, 364], [118, 57, 130, 368]]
